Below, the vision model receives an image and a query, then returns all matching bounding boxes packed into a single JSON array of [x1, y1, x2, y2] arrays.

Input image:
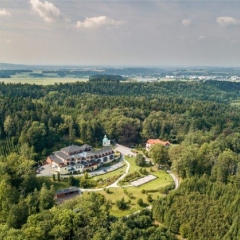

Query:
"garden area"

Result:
[[83, 153, 174, 217], [83, 169, 173, 217]]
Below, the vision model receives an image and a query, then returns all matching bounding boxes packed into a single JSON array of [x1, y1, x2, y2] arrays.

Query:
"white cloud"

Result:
[[76, 16, 123, 29], [216, 16, 240, 28], [199, 35, 206, 40], [182, 19, 191, 27], [29, 0, 62, 22], [0, 9, 11, 17]]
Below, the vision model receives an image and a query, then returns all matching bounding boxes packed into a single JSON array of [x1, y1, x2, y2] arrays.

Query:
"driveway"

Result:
[[169, 172, 179, 189], [80, 158, 130, 192], [37, 164, 54, 177], [115, 144, 137, 156]]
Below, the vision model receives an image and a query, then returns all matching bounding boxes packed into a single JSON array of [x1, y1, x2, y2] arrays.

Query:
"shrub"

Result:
[[116, 198, 128, 210], [135, 153, 146, 167], [141, 189, 146, 194], [137, 198, 144, 206], [147, 194, 153, 203], [158, 183, 175, 194]]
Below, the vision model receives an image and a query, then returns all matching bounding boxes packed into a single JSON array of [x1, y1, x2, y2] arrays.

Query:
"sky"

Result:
[[0, 0, 240, 67]]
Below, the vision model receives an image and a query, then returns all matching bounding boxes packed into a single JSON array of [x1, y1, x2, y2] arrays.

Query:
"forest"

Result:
[[0, 79, 240, 239]]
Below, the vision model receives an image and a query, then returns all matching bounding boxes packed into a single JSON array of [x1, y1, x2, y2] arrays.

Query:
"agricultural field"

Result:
[[0, 77, 87, 85]]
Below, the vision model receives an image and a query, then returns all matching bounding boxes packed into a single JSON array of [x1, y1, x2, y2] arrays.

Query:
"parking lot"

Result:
[[37, 158, 125, 178], [37, 163, 57, 177]]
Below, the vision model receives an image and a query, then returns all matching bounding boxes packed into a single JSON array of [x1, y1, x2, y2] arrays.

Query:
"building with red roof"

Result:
[[146, 139, 170, 151]]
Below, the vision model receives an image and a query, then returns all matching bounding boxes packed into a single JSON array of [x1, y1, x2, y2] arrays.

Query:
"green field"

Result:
[[84, 170, 173, 217], [93, 165, 126, 181], [90, 155, 173, 216], [0, 77, 87, 85]]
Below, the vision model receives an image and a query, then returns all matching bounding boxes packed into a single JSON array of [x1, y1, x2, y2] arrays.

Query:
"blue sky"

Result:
[[0, 0, 240, 67]]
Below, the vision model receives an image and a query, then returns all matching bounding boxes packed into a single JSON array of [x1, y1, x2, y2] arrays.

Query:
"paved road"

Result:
[[169, 172, 179, 189], [106, 158, 130, 187], [80, 144, 134, 192], [80, 158, 130, 192]]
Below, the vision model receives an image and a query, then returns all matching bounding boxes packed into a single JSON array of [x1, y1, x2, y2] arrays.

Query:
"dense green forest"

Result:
[[89, 74, 125, 82], [0, 80, 240, 239]]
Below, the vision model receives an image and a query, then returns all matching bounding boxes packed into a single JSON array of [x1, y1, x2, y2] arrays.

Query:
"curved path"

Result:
[[107, 158, 130, 187], [80, 157, 130, 192], [169, 172, 179, 189], [79, 144, 179, 192]]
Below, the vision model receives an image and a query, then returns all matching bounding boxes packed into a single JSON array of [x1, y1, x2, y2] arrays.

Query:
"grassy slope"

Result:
[[86, 155, 173, 217]]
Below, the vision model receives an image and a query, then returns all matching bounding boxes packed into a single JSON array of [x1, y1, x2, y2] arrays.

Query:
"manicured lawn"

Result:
[[93, 165, 126, 181], [91, 154, 174, 216], [124, 156, 142, 174], [83, 170, 173, 217]]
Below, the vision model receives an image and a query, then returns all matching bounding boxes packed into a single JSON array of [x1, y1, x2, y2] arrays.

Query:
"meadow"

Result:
[[0, 76, 87, 85]]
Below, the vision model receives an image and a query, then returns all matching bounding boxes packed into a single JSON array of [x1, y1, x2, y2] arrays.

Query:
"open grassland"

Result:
[[0, 77, 87, 85]]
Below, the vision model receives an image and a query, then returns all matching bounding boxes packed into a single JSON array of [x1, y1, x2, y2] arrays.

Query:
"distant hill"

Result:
[[0, 63, 30, 70], [0, 63, 90, 70]]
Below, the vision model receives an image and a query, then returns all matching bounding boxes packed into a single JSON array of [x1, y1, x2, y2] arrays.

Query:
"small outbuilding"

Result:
[[55, 187, 80, 198], [102, 135, 111, 147]]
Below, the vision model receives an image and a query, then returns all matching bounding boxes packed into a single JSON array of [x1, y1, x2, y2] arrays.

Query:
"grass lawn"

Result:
[[96, 154, 173, 217], [124, 155, 143, 175], [83, 170, 173, 217], [93, 165, 126, 181], [84, 153, 174, 216]]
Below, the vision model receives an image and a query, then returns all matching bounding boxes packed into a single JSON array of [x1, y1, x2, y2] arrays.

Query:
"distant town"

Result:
[[1, 63, 240, 83]]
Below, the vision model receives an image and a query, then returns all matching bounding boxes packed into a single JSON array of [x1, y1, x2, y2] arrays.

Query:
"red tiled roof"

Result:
[[147, 139, 170, 146]]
